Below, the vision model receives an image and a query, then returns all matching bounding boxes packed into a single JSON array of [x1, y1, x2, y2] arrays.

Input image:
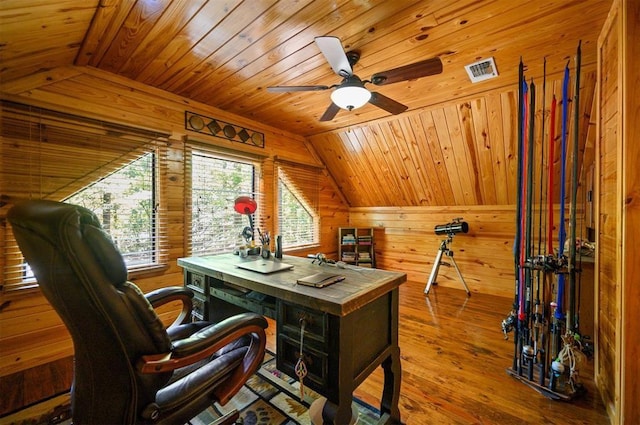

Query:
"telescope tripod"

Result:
[[424, 236, 471, 296]]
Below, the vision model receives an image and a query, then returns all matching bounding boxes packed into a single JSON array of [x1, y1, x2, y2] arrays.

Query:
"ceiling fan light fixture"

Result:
[[331, 84, 371, 111]]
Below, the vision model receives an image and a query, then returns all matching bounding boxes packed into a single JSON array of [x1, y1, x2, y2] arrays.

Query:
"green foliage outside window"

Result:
[[65, 153, 156, 266], [191, 153, 255, 256], [278, 178, 316, 247]]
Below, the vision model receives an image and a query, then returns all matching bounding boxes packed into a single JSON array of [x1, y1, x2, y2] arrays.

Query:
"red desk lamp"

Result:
[[234, 196, 257, 244]]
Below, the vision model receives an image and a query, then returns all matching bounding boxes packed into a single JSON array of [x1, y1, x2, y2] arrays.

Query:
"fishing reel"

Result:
[[525, 254, 555, 271], [524, 255, 567, 273], [501, 310, 517, 340], [524, 254, 568, 273]]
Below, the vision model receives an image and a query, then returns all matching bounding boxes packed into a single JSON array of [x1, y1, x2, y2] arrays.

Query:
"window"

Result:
[[189, 150, 259, 256], [1, 100, 169, 292], [278, 175, 315, 247], [65, 152, 158, 267], [277, 162, 320, 249]]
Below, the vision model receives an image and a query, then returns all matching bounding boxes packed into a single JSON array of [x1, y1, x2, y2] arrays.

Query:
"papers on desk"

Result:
[[297, 272, 345, 288]]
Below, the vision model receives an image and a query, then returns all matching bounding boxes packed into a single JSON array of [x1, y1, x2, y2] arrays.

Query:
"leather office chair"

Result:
[[7, 200, 268, 425]]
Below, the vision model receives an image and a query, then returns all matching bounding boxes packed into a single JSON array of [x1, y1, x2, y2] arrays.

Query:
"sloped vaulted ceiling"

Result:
[[0, 0, 610, 207]]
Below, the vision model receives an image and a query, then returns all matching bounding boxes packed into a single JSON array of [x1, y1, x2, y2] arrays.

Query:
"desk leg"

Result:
[[321, 349, 402, 425], [317, 309, 358, 425], [319, 399, 353, 425], [379, 287, 403, 424], [379, 346, 403, 424]]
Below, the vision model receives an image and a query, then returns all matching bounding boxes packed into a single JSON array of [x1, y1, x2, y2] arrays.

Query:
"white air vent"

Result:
[[464, 57, 498, 83]]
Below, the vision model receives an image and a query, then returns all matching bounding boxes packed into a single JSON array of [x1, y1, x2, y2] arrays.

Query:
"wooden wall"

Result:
[[595, 0, 640, 423], [595, 3, 620, 418], [348, 204, 576, 300], [307, 71, 597, 209], [308, 60, 598, 299], [621, 0, 640, 419], [0, 67, 349, 415], [350, 205, 515, 298]]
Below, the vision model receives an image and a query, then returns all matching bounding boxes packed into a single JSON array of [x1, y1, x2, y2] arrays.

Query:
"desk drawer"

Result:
[[276, 300, 333, 397], [209, 287, 276, 318], [278, 301, 328, 345], [277, 334, 328, 393], [186, 271, 206, 294], [191, 297, 206, 321]]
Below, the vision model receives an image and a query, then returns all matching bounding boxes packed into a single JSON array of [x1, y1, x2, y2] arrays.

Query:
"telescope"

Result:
[[434, 217, 469, 236], [425, 217, 471, 296]]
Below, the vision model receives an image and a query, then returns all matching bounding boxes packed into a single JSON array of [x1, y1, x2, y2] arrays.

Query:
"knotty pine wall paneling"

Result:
[[621, 0, 640, 420], [350, 205, 516, 298], [0, 68, 348, 415], [595, 4, 619, 417], [349, 204, 575, 300], [594, 0, 640, 423], [309, 70, 596, 211]]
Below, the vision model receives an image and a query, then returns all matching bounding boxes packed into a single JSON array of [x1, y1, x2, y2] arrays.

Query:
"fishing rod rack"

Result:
[[502, 42, 593, 402], [504, 255, 590, 401]]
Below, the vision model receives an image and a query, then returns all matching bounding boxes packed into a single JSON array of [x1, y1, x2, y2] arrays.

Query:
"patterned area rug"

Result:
[[25, 352, 379, 425], [189, 351, 381, 425]]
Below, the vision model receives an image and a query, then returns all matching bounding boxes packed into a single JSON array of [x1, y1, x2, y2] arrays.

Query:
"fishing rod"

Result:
[[516, 78, 529, 376], [503, 58, 525, 373], [522, 78, 536, 381], [568, 41, 581, 335], [550, 62, 570, 391], [534, 58, 547, 386]]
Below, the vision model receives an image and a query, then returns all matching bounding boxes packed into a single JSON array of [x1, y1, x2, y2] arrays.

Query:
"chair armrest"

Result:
[[138, 312, 268, 374], [145, 286, 194, 327]]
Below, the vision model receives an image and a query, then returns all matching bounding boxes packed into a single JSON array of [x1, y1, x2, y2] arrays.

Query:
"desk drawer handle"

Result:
[[295, 318, 308, 401]]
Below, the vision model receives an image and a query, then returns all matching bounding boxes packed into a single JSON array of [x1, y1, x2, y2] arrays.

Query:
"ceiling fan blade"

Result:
[[267, 85, 329, 92], [370, 57, 443, 86], [319, 102, 341, 121], [369, 92, 408, 115], [315, 36, 352, 77]]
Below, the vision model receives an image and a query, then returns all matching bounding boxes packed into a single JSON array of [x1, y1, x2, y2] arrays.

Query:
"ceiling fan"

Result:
[[267, 36, 443, 121]]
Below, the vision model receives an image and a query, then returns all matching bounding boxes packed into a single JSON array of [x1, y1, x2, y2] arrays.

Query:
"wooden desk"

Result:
[[178, 254, 406, 425]]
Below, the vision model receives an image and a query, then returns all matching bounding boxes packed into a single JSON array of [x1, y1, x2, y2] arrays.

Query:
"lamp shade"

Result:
[[330, 76, 371, 110], [234, 196, 257, 215]]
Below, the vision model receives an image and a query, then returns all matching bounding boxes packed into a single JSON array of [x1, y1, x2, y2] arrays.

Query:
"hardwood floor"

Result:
[[340, 281, 608, 425], [6, 280, 608, 425]]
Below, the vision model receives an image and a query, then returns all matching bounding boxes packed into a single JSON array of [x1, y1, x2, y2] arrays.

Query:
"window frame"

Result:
[[1, 100, 170, 293], [275, 161, 321, 251], [186, 144, 265, 257], [64, 149, 161, 271]]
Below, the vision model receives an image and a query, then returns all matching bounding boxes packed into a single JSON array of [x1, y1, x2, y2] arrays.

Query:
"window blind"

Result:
[[184, 141, 266, 257], [275, 158, 321, 249], [0, 100, 170, 293]]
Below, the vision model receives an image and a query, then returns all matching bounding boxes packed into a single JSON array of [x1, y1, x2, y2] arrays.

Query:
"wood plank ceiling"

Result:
[[0, 0, 612, 207]]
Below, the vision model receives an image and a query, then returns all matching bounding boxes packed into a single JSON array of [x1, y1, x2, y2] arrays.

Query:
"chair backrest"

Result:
[[8, 200, 172, 423]]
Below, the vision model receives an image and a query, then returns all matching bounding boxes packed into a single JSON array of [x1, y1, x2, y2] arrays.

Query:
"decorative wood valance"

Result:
[[185, 111, 265, 148]]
